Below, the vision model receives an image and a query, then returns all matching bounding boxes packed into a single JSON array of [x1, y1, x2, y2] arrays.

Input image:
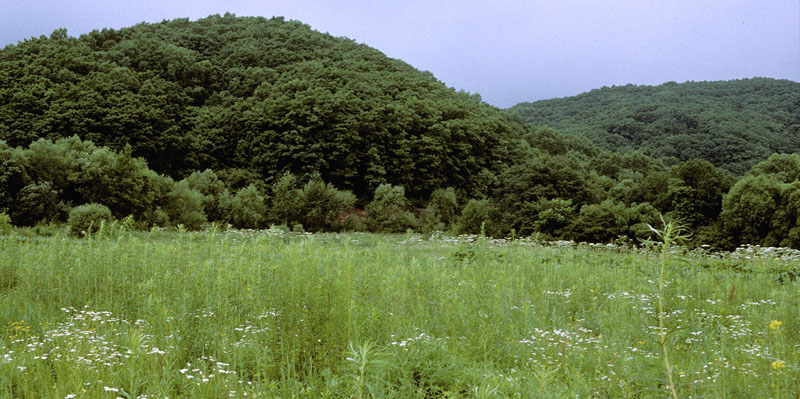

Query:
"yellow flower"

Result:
[[772, 360, 785, 369], [769, 320, 782, 330]]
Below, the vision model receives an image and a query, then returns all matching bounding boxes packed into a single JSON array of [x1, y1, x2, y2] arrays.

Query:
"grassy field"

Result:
[[0, 227, 798, 398]]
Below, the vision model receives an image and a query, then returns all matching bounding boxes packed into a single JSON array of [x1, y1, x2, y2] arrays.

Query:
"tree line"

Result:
[[510, 78, 800, 176], [4, 134, 800, 250], [1, 15, 799, 249]]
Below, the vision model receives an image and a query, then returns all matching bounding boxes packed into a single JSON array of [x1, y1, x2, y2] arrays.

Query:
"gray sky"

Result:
[[2, 0, 798, 108]]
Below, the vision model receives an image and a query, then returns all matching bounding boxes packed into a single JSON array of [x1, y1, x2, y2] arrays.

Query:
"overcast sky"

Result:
[[1, 0, 798, 108]]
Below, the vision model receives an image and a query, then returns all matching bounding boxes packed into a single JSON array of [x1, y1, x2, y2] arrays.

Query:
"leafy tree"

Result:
[[720, 175, 781, 246], [297, 175, 356, 232], [0, 141, 28, 213], [164, 180, 207, 230], [570, 200, 659, 243], [12, 181, 65, 226], [511, 78, 800, 176], [228, 184, 267, 229], [365, 184, 416, 233], [456, 199, 492, 235], [270, 171, 302, 226], [428, 187, 458, 226], [185, 169, 227, 222]]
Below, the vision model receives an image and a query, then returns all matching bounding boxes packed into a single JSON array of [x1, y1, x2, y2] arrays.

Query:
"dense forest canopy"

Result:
[[1, 14, 799, 250], [0, 13, 525, 199], [510, 79, 800, 176]]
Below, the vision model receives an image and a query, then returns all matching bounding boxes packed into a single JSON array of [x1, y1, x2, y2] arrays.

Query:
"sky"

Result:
[[1, 0, 798, 108]]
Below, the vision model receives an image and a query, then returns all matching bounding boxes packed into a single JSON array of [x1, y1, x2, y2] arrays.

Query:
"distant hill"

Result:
[[510, 78, 800, 175], [0, 14, 529, 198]]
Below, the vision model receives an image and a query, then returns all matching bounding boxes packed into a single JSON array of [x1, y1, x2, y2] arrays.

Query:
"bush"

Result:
[[365, 184, 417, 233], [68, 203, 113, 237], [228, 184, 268, 229], [416, 206, 445, 234], [428, 187, 458, 226], [165, 180, 207, 230], [570, 200, 660, 243], [270, 171, 303, 226], [456, 199, 491, 235], [12, 181, 66, 226], [0, 212, 12, 234], [185, 169, 227, 222], [298, 176, 356, 232]]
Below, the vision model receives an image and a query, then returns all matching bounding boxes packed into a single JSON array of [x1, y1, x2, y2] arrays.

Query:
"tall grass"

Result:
[[0, 229, 798, 398]]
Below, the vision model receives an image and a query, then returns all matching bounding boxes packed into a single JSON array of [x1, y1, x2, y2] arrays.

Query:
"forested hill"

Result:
[[0, 14, 526, 198], [509, 79, 800, 175]]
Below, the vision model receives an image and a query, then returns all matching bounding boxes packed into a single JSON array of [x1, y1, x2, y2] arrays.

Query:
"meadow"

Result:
[[0, 227, 798, 398]]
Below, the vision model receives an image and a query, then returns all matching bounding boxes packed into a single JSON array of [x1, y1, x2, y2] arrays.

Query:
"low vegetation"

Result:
[[0, 228, 797, 398]]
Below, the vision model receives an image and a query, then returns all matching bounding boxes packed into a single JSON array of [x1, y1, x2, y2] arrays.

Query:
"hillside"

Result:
[[4, 15, 800, 249], [510, 79, 800, 175], [0, 14, 528, 198]]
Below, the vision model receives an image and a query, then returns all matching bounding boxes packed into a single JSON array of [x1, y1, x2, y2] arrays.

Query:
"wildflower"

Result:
[[772, 360, 785, 369], [769, 320, 782, 330]]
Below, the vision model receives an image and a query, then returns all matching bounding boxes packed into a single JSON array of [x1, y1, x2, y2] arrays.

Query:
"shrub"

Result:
[[185, 169, 227, 222], [570, 200, 660, 243], [270, 171, 303, 226], [428, 187, 458, 226], [68, 203, 113, 237], [298, 176, 356, 232], [12, 181, 66, 226], [228, 184, 268, 229], [165, 180, 207, 230], [366, 184, 416, 233], [456, 199, 491, 235], [0, 212, 12, 234], [416, 206, 445, 234]]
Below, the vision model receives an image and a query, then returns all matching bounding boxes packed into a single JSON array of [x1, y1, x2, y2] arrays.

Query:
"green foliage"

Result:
[[415, 206, 445, 234], [164, 180, 207, 230], [511, 78, 800, 176], [12, 181, 66, 226], [0, 141, 28, 213], [227, 184, 267, 229], [68, 203, 113, 236], [297, 175, 356, 232], [530, 198, 575, 236], [0, 212, 12, 234], [0, 16, 795, 247], [720, 154, 800, 248], [570, 200, 660, 243], [491, 154, 592, 236], [428, 187, 459, 226], [365, 184, 416, 233], [270, 171, 302, 226], [185, 169, 227, 222], [456, 199, 491, 235], [0, 15, 524, 198]]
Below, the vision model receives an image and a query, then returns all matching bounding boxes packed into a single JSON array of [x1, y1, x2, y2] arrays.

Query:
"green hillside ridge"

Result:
[[510, 78, 800, 176], [0, 13, 525, 199], [2, 14, 800, 250]]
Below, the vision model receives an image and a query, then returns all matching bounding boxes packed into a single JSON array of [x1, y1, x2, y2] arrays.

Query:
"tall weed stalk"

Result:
[[646, 217, 690, 399]]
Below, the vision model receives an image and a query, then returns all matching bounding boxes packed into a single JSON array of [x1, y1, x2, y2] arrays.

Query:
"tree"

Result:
[[228, 184, 267, 229], [12, 181, 65, 226], [270, 171, 302, 226], [297, 175, 355, 232], [365, 184, 416, 233], [165, 180, 207, 230]]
